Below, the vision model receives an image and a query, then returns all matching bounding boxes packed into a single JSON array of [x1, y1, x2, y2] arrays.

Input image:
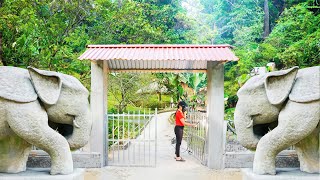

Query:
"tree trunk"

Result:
[[0, 0, 5, 66], [263, 0, 270, 38], [118, 0, 122, 8], [275, 0, 285, 17], [0, 32, 5, 66], [157, 92, 162, 102]]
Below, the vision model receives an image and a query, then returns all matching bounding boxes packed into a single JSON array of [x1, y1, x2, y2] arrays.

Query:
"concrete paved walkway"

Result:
[[85, 112, 241, 180]]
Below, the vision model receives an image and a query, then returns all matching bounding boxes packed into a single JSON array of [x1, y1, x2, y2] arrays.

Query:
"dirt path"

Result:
[[85, 112, 242, 180]]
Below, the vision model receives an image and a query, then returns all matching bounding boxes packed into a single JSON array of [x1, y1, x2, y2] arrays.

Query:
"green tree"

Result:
[[89, 0, 190, 44], [0, 0, 92, 86], [265, 3, 320, 68], [108, 73, 155, 112]]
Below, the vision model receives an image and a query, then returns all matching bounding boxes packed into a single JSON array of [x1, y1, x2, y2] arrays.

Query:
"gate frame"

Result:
[[90, 61, 225, 168], [81, 45, 238, 168]]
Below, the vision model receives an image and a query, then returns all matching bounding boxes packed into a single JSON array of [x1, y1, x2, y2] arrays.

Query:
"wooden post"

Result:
[[206, 61, 225, 169], [90, 60, 108, 166]]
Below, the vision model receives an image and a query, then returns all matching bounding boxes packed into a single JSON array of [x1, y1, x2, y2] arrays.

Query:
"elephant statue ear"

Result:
[[27, 67, 62, 105], [264, 66, 299, 105], [289, 66, 320, 102]]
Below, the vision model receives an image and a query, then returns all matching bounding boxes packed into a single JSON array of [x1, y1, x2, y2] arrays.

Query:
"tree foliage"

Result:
[[199, 0, 320, 116], [0, 0, 92, 86], [0, 0, 318, 113], [265, 3, 320, 68]]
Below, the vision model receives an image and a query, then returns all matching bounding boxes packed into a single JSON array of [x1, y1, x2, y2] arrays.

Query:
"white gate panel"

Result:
[[107, 109, 157, 167]]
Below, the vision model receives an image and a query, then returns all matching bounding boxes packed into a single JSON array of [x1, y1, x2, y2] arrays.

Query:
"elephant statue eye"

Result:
[[251, 114, 262, 120], [66, 113, 76, 119], [66, 114, 76, 121]]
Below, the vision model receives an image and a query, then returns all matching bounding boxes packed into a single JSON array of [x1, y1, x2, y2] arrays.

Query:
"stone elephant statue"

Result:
[[234, 66, 320, 175], [0, 66, 92, 175]]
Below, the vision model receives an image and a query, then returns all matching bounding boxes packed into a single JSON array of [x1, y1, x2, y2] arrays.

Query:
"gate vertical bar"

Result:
[[122, 111, 125, 164], [117, 113, 120, 164], [112, 114, 115, 164], [155, 108, 157, 167], [149, 110, 151, 165], [128, 111, 130, 166], [132, 110, 136, 164], [138, 110, 141, 164], [143, 110, 146, 165]]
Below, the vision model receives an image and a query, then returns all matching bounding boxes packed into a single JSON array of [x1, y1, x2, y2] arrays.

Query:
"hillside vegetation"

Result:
[[0, 0, 319, 113]]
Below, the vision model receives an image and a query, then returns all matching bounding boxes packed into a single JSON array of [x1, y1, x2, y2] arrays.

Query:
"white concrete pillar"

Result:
[[102, 61, 109, 166], [90, 60, 108, 166], [206, 61, 225, 169]]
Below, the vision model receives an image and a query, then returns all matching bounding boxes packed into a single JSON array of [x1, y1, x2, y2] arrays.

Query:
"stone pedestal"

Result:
[[225, 150, 300, 168], [27, 150, 101, 168], [0, 168, 85, 180], [242, 168, 320, 180]]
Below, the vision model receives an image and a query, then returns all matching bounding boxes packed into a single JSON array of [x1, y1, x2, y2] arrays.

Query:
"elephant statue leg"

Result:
[[0, 135, 32, 173], [0, 99, 32, 173], [294, 123, 320, 173], [253, 100, 320, 175], [6, 101, 73, 175]]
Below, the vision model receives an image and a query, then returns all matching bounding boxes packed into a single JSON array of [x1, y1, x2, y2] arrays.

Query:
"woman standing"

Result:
[[175, 101, 196, 162]]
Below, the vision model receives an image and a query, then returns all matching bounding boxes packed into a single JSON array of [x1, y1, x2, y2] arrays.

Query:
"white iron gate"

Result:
[[186, 111, 208, 165], [107, 109, 157, 167]]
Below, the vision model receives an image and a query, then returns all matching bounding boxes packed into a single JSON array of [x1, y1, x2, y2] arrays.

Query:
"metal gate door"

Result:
[[107, 109, 157, 167], [186, 111, 208, 165]]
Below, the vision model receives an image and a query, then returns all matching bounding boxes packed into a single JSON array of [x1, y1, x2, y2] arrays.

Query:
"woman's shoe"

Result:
[[176, 158, 186, 162]]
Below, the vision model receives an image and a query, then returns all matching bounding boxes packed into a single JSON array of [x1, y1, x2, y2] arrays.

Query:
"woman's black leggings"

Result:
[[174, 126, 184, 157]]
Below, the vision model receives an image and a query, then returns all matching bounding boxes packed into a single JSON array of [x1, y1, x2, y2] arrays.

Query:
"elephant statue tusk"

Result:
[[246, 119, 253, 128], [73, 119, 81, 128]]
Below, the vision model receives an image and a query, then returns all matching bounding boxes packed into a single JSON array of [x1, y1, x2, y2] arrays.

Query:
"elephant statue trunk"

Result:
[[234, 109, 259, 151], [67, 109, 92, 150]]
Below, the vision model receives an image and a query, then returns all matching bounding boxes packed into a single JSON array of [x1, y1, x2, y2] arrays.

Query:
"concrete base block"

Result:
[[27, 150, 101, 168], [225, 150, 299, 168], [241, 168, 320, 180], [0, 168, 85, 180]]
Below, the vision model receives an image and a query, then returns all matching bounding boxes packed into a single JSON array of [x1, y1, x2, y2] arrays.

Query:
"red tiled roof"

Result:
[[78, 44, 238, 72]]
